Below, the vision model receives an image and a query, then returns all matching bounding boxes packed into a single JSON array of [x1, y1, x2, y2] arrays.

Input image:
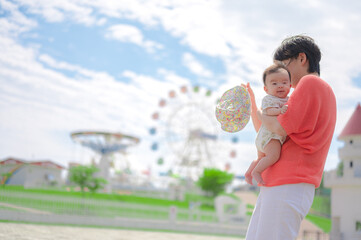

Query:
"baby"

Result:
[[245, 63, 291, 185]]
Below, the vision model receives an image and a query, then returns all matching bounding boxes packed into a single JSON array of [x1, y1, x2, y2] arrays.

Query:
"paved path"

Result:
[[0, 202, 51, 215], [0, 222, 244, 240]]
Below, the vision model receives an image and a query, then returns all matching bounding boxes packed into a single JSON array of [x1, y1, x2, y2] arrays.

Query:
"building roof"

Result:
[[0, 157, 65, 169], [339, 103, 361, 139]]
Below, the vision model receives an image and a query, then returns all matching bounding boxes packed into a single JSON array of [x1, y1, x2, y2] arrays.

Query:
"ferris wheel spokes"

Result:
[[149, 85, 239, 180]]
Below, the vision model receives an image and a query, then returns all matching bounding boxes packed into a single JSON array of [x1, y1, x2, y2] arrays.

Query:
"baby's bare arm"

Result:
[[263, 105, 288, 116], [242, 83, 261, 132], [263, 107, 281, 116]]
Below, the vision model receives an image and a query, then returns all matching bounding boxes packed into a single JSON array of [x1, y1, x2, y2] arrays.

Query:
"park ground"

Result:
[[0, 191, 328, 240]]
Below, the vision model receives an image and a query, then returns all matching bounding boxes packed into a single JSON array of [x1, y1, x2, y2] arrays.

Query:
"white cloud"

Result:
[[182, 52, 213, 78], [0, 36, 170, 169], [99, 0, 361, 172], [1, 0, 361, 174], [105, 24, 163, 53], [10, 0, 361, 101], [38, 54, 116, 82], [0, 0, 37, 36], [13, 0, 98, 25], [157, 69, 190, 86]]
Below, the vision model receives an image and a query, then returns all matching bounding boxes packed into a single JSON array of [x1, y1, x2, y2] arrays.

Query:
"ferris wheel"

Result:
[[149, 85, 238, 179]]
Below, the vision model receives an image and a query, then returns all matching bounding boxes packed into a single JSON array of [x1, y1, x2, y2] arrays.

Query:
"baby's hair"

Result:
[[262, 63, 291, 85]]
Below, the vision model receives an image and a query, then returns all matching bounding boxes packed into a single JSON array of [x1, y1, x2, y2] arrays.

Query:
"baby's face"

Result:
[[264, 69, 291, 98]]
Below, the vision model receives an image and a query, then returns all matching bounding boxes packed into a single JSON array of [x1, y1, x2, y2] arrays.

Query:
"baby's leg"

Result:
[[252, 139, 282, 185], [245, 151, 265, 185]]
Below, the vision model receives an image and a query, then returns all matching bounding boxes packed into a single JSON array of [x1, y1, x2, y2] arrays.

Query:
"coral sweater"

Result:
[[262, 75, 336, 188]]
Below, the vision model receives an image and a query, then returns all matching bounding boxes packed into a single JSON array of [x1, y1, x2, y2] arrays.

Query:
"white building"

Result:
[[325, 103, 361, 240], [0, 157, 65, 188]]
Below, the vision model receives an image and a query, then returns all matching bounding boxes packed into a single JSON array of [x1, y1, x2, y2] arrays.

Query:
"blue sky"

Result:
[[1, 0, 361, 181]]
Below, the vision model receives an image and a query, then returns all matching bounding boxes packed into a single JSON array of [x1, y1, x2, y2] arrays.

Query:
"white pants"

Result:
[[245, 183, 315, 240]]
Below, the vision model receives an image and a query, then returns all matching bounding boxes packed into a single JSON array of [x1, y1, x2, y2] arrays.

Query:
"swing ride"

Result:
[[70, 131, 140, 192]]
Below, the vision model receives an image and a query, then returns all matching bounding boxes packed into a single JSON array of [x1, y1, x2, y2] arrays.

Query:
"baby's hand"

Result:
[[281, 105, 288, 114]]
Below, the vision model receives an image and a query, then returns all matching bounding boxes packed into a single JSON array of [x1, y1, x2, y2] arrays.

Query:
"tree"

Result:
[[69, 165, 107, 195], [197, 168, 234, 197], [336, 161, 343, 177], [87, 177, 107, 193]]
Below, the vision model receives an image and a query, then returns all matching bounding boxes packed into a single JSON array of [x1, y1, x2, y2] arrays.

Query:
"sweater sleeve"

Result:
[[277, 76, 323, 153]]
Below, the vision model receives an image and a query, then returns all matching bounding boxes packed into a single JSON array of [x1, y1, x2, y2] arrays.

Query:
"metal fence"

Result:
[[301, 230, 329, 240], [0, 188, 217, 221], [0, 188, 248, 236]]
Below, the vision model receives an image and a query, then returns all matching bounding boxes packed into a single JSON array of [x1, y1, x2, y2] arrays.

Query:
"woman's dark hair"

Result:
[[263, 63, 291, 85], [273, 35, 321, 75]]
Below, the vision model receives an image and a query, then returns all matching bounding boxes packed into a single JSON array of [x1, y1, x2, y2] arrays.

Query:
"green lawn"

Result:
[[0, 185, 217, 222], [307, 194, 331, 233], [2, 185, 189, 208], [244, 193, 331, 232], [246, 204, 254, 216], [1, 185, 222, 211], [311, 195, 331, 216], [2, 185, 332, 232], [305, 214, 331, 233]]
